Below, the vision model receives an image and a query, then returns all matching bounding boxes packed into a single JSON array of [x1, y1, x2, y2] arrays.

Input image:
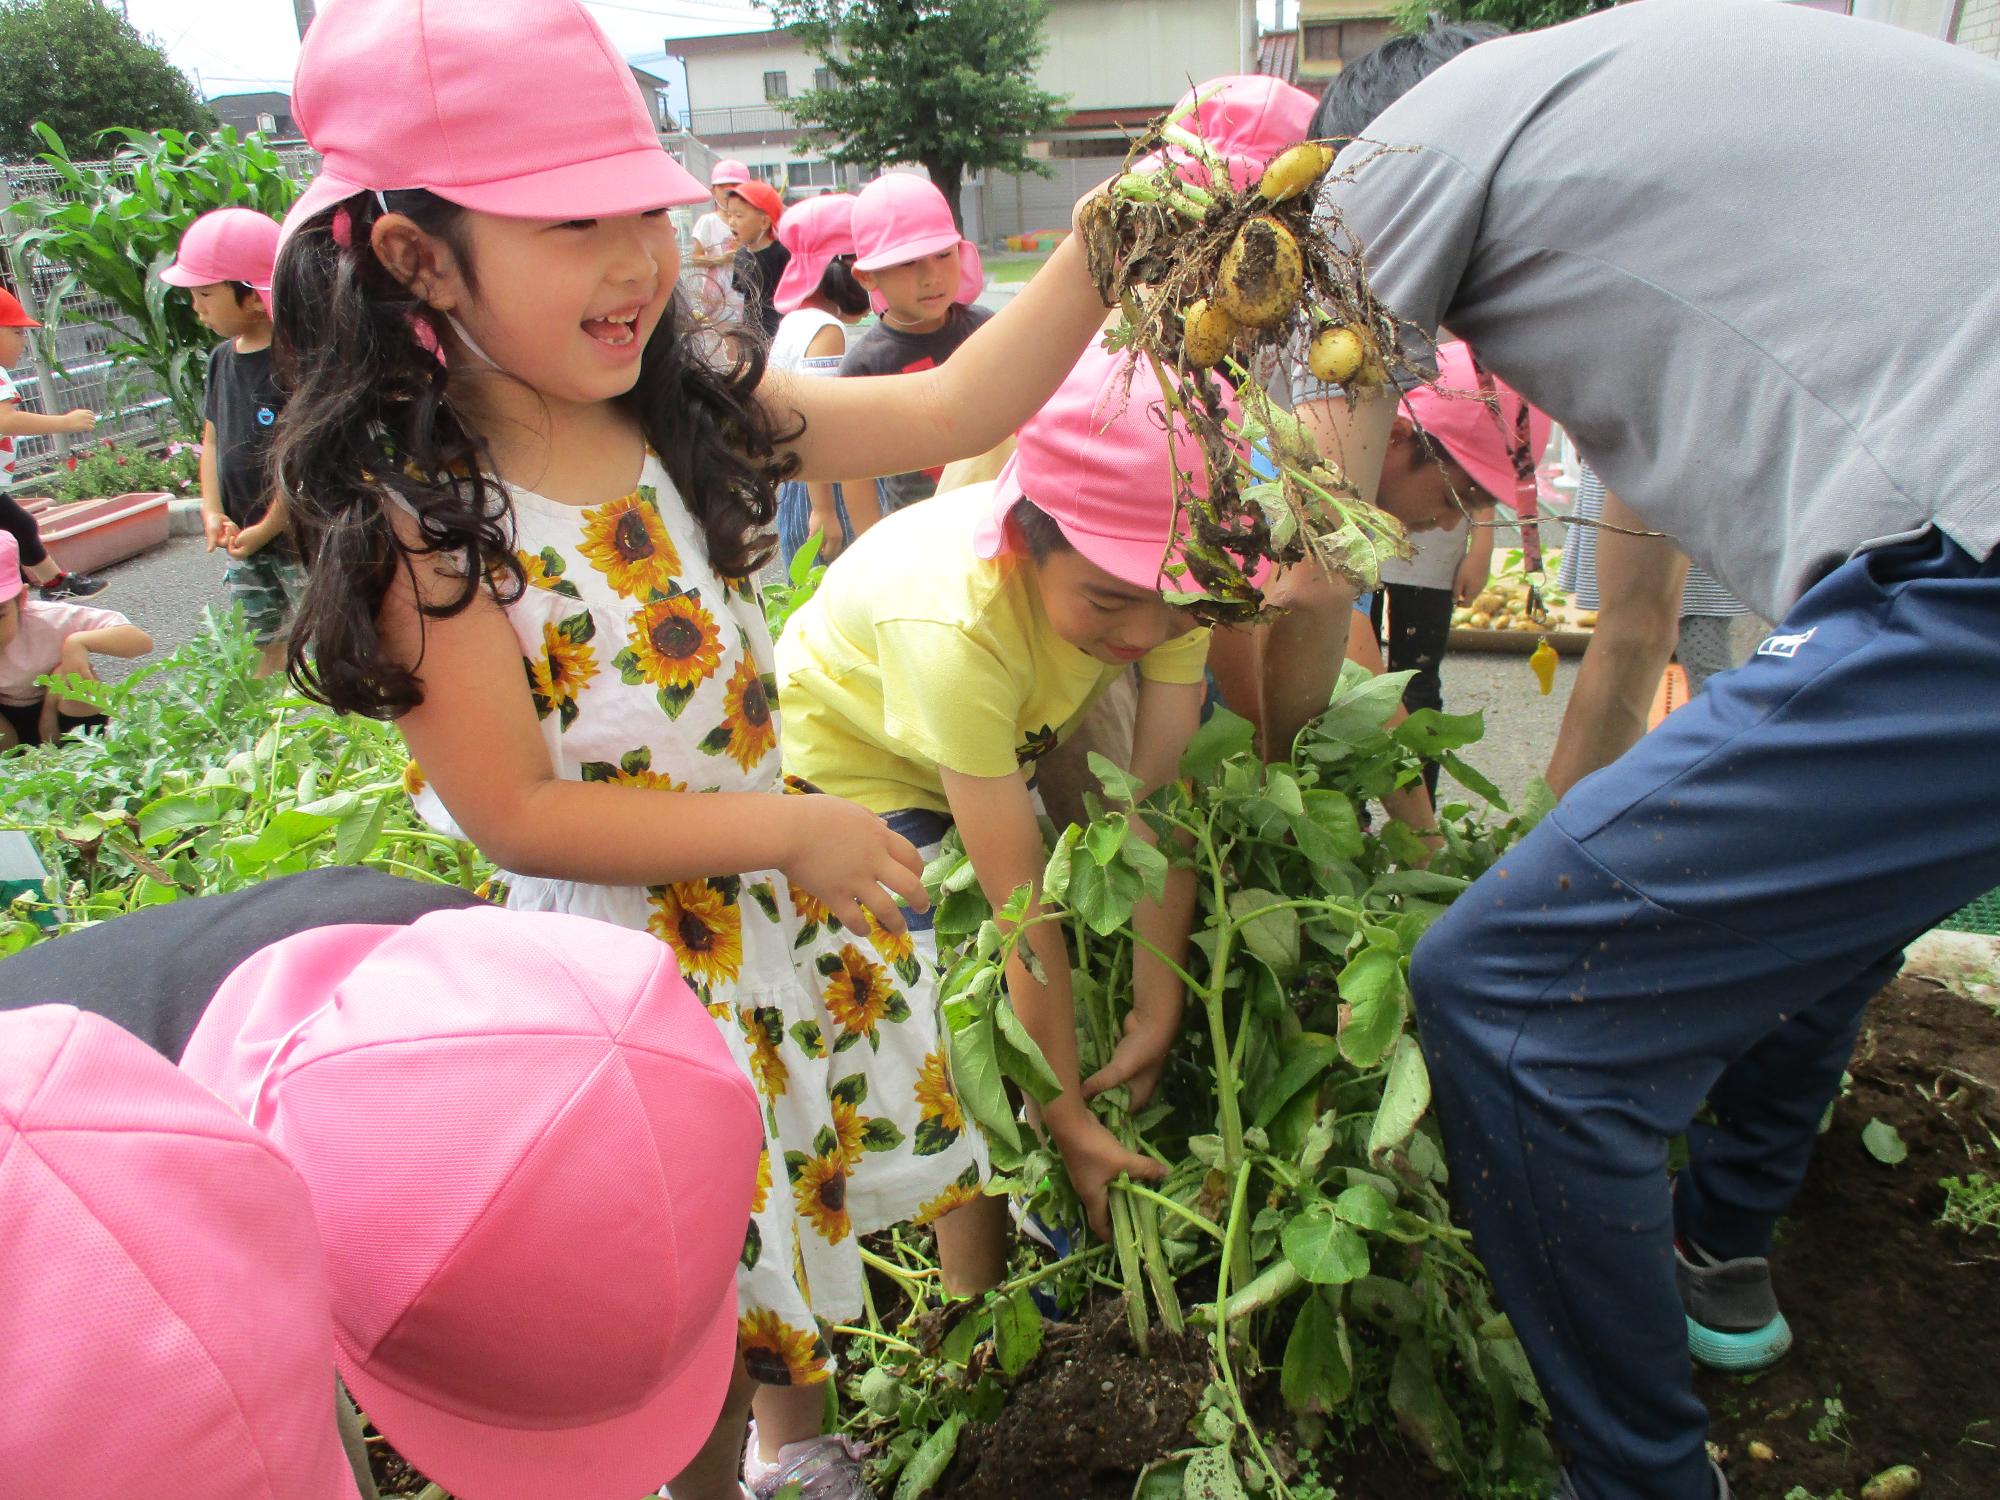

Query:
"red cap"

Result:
[[727, 179, 785, 226], [0, 287, 41, 328]]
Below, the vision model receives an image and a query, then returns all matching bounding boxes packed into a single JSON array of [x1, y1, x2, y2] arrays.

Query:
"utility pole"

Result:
[[293, 0, 318, 40]]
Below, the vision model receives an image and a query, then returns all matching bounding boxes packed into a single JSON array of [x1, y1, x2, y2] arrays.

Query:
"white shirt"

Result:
[[769, 309, 847, 376]]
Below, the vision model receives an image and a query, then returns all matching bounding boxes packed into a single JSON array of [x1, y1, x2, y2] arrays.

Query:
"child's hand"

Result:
[[1084, 988, 1184, 1110], [56, 637, 91, 678], [61, 409, 97, 433], [1047, 1104, 1168, 1242], [807, 502, 845, 562], [781, 793, 929, 938], [226, 519, 274, 559], [1454, 551, 1491, 606], [201, 508, 236, 553]]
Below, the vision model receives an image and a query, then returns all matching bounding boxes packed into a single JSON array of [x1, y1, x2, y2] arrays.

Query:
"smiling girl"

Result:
[[267, 3, 1114, 1496]]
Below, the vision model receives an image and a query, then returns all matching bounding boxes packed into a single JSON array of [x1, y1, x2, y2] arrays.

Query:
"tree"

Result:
[[1394, 0, 1614, 33], [765, 0, 1071, 232], [0, 0, 213, 162]]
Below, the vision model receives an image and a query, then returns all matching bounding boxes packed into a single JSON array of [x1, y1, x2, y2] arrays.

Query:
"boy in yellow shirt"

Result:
[[778, 344, 1246, 1256]]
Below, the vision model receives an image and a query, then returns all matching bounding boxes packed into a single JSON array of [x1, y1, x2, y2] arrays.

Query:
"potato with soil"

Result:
[[1215, 216, 1305, 329]]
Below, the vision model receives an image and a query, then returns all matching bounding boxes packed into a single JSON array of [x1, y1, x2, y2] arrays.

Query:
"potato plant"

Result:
[[843, 672, 1562, 1499], [0, 608, 481, 947]]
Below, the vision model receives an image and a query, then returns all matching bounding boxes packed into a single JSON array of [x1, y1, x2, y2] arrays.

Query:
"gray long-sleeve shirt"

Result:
[[1300, 0, 2000, 621]]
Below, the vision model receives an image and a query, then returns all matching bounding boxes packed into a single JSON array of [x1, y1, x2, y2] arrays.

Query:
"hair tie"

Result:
[[331, 204, 355, 249]]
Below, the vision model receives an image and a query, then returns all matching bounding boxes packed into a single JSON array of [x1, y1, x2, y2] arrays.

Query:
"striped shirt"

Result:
[[1559, 465, 1746, 618]]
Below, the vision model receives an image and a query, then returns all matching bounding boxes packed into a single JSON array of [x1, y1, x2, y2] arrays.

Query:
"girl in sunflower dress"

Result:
[[267, 4, 1116, 1496]]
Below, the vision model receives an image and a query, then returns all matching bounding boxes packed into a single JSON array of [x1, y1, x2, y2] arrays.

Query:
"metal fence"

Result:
[[0, 147, 321, 481]]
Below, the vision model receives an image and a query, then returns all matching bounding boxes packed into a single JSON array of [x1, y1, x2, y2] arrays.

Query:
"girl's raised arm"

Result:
[[378, 533, 928, 935], [771, 230, 1113, 485]]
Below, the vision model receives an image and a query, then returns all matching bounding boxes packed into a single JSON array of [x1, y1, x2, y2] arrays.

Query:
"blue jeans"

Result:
[[1409, 530, 2000, 1500], [776, 479, 854, 577]]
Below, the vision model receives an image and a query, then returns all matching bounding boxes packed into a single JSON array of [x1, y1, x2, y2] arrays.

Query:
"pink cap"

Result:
[[0, 1005, 359, 1499], [161, 207, 282, 291], [975, 342, 1256, 593], [852, 172, 983, 309], [282, 0, 709, 244], [1143, 74, 1320, 193], [1403, 341, 1552, 518], [179, 907, 763, 1500], [0, 531, 21, 604], [773, 192, 857, 313], [710, 158, 752, 187]]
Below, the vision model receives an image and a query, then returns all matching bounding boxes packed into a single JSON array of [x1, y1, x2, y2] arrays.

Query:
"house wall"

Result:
[[1038, 0, 1252, 108], [673, 0, 1256, 237], [1954, 0, 2000, 54]]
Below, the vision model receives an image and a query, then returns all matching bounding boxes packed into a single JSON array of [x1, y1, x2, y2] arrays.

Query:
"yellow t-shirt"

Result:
[[775, 483, 1211, 815]]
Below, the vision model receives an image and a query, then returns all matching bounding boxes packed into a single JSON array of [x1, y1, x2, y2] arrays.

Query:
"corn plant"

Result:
[[3, 124, 304, 433]]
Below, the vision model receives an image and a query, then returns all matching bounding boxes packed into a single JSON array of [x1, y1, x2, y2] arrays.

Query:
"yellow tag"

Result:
[[1529, 638, 1558, 696]]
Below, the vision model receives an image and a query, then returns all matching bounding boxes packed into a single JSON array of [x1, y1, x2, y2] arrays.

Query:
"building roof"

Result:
[[1256, 29, 1298, 84], [206, 90, 291, 110], [668, 29, 791, 57]]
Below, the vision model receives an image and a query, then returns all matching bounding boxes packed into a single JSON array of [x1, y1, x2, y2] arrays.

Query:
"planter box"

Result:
[[34, 492, 172, 575]]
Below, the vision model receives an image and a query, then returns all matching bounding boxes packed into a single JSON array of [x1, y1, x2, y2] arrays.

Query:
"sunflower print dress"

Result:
[[412, 454, 987, 1386]]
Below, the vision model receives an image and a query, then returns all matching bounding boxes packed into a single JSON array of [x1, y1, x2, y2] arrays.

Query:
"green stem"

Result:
[[1123, 927, 1206, 996], [1197, 1257, 1302, 1326], [1211, 1159, 1291, 1497], [829, 1325, 922, 1356], [1108, 1185, 1151, 1354], [1001, 1242, 1112, 1293], [1113, 1180, 1224, 1242]]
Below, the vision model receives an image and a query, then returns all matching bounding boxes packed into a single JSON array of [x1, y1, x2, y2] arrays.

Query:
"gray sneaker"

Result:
[[1550, 1460, 1733, 1498], [1676, 1238, 1794, 1372], [743, 1430, 872, 1500]]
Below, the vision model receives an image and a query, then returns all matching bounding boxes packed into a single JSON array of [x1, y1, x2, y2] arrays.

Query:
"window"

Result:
[[813, 66, 834, 92], [787, 160, 839, 190], [1303, 18, 1393, 64], [763, 70, 789, 101], [255, 112, 277, 134]]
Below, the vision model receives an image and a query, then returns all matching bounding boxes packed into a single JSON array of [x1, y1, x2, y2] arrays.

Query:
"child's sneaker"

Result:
[[743, 1422, 871, 1500], [1676, 1237, 1793, 1372], [37, 571, 108, 601]]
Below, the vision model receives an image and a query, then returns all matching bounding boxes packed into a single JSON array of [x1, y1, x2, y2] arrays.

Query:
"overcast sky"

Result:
[[126, 0, 1288, 109]]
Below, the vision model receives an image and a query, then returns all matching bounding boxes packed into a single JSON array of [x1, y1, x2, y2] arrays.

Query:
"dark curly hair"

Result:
[[271, 188, 799, 719]]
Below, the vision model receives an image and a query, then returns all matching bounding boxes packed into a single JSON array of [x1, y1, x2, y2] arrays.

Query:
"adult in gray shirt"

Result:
[[1258, 7, 2000, 1499]]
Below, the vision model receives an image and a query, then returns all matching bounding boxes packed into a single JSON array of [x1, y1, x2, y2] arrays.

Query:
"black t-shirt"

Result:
[[838, 304, 995, 510], [0, 868, 482, 1061], [733, 240, 791, 340], [203, 339, 286, 529]]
